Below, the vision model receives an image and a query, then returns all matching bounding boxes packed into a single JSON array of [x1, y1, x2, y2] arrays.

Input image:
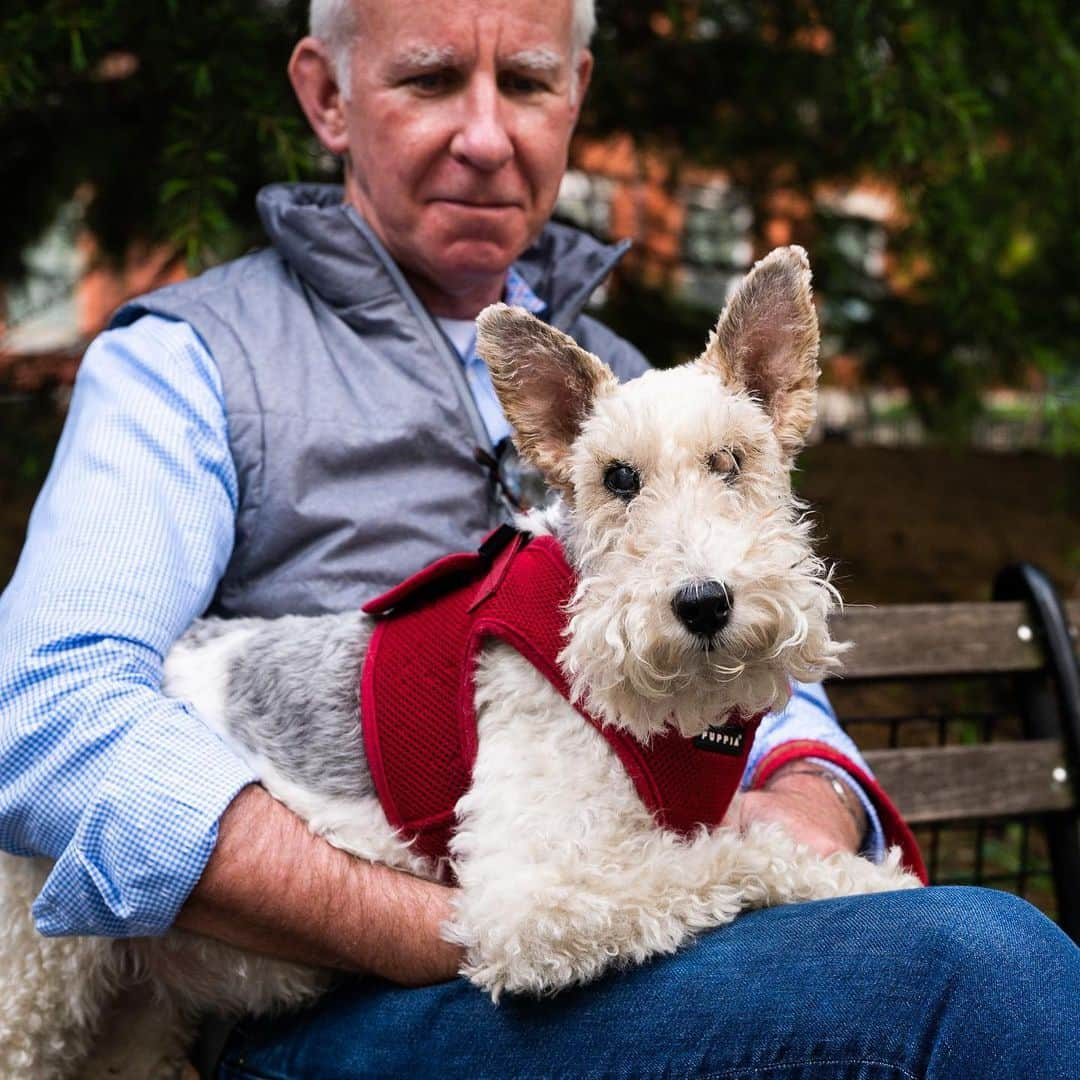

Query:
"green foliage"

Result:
[[0, 0, 324, 280], [2, 1, 1078, 443], [584, 0, 1080, 441]]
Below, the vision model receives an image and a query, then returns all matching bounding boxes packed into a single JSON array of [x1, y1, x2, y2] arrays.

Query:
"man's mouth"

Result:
[[430, 197, 522, 210]]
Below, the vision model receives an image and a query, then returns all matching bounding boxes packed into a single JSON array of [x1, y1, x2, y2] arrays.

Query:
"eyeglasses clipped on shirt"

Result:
[[474, 437, 554, 513]]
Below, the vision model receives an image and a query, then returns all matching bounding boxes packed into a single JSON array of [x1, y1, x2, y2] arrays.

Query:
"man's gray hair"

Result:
[[309, 0, 596, 100]]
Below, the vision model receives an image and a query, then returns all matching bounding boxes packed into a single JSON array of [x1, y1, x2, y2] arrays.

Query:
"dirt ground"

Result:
[[1, 402, 1077, 605]]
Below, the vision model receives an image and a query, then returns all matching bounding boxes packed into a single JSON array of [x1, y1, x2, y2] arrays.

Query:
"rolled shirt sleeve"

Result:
[[0, 315, 257, 937]]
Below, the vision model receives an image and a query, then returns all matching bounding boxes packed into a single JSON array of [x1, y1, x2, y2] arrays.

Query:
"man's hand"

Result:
[[725, 763, 868, 856], [177, 785, 462, 986]]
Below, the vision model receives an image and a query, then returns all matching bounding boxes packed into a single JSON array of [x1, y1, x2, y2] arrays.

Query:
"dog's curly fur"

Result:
[[0, 247, 920, 1078]]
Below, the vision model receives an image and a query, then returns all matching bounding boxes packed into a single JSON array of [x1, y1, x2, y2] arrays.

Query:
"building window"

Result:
[[555, 170, 614, 239], [678, 180, 753, 309]]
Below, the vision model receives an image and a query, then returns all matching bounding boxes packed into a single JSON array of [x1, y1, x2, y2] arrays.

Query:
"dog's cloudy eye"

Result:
[[603, 462, 641, 500], [707, 449, 741, 480]]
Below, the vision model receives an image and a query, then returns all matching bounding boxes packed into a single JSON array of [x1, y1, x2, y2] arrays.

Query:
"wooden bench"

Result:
[[827, 562, 1080, 940]]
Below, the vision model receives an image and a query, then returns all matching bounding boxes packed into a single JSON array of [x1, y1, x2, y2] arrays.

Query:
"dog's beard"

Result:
[[559, 555, 844, 742]]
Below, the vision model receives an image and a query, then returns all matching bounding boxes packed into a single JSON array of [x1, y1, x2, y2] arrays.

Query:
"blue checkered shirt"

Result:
[[0, 274, 882, 939]]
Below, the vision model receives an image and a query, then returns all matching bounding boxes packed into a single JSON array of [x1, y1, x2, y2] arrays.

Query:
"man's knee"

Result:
[[889, 886, 1076, 1004], [900, 886, 1063, 956]]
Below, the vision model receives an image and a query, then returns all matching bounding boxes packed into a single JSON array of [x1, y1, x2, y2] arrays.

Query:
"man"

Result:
[[0, 1, 1076, 1076]]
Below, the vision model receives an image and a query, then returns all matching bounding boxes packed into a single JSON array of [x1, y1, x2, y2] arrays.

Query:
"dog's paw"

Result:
[[459, 952, 527, 1003], [456, 941, 579, 1002], [445, 907, 625, 1001], [809, 845, 922, 898], [848, 845, 923, 892], [727, 825, 922, 907]]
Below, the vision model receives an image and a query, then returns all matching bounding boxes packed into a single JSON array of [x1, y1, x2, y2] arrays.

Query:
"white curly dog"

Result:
[[0, 246, 919, 1078]]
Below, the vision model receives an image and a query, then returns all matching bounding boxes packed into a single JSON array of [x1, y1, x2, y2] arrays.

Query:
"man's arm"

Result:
[[0, 316, 460, 983], [727, 761, 869, 856], [0, 316, 253, 935], [178, 785, 461, 984]]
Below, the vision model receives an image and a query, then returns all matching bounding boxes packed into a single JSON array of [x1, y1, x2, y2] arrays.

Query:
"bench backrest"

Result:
[[826, 582, 1080, 940]]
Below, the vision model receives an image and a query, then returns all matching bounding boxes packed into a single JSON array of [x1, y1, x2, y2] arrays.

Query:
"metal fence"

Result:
[[840, 685, 1059, 918]]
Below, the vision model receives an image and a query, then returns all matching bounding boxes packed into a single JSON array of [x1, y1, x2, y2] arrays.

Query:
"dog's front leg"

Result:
[[709, 819, 921, 910], [444, 648, 758, 998]]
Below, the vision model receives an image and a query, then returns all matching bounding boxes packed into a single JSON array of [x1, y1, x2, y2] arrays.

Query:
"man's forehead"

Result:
[[354, 0, 575, 59]]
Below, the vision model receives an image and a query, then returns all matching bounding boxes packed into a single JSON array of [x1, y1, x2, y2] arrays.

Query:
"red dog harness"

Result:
[[361, 526, 927, 882], [360, 526, 762, 866]]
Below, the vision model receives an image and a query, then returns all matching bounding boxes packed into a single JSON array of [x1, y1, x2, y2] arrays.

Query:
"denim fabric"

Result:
[[218, 887, 1079, 1079]]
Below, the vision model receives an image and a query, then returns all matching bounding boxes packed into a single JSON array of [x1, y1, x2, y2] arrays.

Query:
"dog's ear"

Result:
[[476, 304, 617, 493], [479, 302, 622, 492], [700, 246, 820, 457]]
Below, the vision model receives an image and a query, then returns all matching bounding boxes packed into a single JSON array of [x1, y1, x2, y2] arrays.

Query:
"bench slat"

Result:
[[830, 600, 1080, 679], [863, 741, 1074, 824]]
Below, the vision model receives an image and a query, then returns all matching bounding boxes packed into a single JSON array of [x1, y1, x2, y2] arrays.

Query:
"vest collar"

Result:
[[255, 183, 630, 330]]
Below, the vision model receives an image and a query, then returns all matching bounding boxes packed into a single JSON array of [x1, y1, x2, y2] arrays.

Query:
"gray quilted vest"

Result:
[[112, 184, 647, 618]]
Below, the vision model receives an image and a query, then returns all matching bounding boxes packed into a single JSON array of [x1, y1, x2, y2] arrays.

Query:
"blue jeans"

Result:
[[218, 887, 1079, 1079]]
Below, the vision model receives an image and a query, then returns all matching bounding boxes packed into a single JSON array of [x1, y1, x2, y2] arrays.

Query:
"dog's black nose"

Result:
[[672, 581, 732, 639]]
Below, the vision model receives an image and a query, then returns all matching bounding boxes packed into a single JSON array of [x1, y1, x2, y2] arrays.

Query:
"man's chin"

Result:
[[427, 206, 536, 260], [431, 238, 532, 285], [389, 215, 546, 314]]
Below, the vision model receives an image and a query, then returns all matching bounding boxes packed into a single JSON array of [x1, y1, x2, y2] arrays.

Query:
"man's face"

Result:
[[339, 0, 589, 300]]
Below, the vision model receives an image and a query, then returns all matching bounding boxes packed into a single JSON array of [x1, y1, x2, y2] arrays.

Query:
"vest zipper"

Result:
[[344, 208, 494, 461]]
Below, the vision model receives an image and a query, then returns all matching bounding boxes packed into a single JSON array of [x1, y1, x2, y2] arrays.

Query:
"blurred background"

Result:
[[1, 0, 1077, 602]]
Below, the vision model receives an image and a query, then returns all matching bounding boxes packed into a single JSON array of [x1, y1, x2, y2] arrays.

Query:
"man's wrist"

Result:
[[763, 762, 869, 851]]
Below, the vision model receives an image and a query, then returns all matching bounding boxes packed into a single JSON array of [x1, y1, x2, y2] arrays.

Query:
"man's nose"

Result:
[[449, 82, 514, 172]]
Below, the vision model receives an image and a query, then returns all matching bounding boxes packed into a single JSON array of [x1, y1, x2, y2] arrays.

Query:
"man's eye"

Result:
[[499, 73, 546, 95], [406, 71, 456, 93], [603, 463, 641, 501]]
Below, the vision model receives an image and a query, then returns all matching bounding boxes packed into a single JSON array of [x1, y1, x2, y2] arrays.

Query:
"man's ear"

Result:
[[475, 304, 617, 495], [288, 37, 349, 156], [571, 48, 594, 118], [699, 246, 821, 457]]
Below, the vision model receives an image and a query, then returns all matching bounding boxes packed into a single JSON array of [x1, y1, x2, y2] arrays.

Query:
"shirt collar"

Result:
[[505, 265, 547, 317]]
